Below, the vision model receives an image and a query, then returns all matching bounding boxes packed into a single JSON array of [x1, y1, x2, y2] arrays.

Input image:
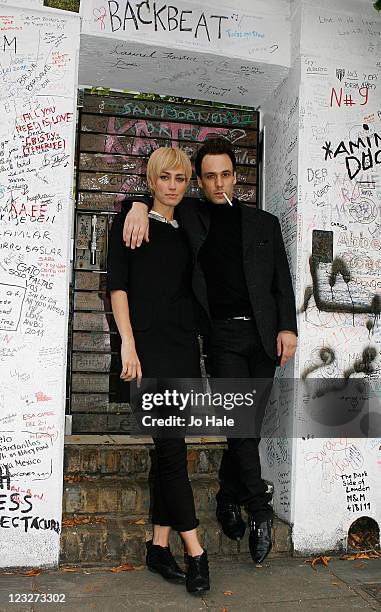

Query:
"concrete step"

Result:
[[64, 443, 224, 478], [60, 515, 291, 566], [72, 413, 140, 434], [63, 475, 219, 516], [62, 441, 288, 566]]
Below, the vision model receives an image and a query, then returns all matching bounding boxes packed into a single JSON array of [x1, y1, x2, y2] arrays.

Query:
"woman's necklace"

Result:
[[148, 210, 179, 228]]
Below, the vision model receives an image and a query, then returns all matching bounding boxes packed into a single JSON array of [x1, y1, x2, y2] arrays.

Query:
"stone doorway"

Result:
[[67, 91, 259, 434]]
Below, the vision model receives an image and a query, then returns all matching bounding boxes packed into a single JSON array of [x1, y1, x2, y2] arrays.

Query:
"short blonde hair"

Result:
[[146, 147, 192, 194]]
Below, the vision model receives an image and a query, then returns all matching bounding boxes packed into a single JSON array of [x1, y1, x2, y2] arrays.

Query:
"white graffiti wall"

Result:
[[1, 0, 43, 5], [294, 0, 381, 553], [78, 0, 291, 107], [262, 0, 381, 553], [260, 58, 301, 525], [0, 4, 79, 567]]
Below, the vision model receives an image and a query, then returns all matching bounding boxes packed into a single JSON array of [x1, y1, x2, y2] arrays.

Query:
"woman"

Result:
[[107, 147, 209, 594]]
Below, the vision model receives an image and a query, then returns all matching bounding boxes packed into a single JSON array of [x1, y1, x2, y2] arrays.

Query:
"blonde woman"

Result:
[[107, 147, 209, 594]]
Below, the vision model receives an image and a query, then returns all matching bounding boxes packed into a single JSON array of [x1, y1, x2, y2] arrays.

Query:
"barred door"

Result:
[[68, 92, 259, 434]]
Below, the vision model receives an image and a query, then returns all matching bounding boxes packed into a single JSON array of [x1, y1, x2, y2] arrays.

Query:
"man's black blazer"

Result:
[[123, 196, 297, 361]]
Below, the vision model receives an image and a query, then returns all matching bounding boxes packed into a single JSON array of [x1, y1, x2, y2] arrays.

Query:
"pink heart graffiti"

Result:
[[93, 6, 107, 30]]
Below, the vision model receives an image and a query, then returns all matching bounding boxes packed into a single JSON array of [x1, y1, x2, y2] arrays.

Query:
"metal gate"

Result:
[[68, 92, 259, 434]]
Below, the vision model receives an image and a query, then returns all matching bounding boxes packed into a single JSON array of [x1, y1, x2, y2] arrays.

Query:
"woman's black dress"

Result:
[[107, 211, 200, 531]]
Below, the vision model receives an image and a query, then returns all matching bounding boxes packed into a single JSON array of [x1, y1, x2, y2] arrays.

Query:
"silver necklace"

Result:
[[149, 210, 179, 228]]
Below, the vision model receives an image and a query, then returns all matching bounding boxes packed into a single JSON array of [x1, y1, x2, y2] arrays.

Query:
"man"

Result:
[[122, 138, 297, 563]]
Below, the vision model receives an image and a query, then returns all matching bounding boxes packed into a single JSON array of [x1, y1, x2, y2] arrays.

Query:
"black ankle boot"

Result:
[[216, 502, 246, 541], [248, 516, 273, 564], [186, 549, 210, 594], [146, 539, 186, 583]]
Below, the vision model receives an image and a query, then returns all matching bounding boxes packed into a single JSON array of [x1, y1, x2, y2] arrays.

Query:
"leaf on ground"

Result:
[[128, 518, 146, 525], [61, 567, 78, 572], [110, 563, 135, 572], [20, 569, 42, 576], [223, 591, 233, 596], [349, 533, 361, 543], [348, 525, 379, 550], [321, 556, 331, 567], [340, 550, 381, 561], [305, 556, 331, 569]]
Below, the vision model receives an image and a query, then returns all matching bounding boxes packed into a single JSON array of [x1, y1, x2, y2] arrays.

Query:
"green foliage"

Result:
[[89, 87, 111, 96], [374, 0, 381, 11], [44, 0, 80, 11]]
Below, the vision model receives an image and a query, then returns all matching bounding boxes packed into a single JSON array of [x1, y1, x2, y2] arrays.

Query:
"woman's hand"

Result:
[[120, 339, 142, 386]]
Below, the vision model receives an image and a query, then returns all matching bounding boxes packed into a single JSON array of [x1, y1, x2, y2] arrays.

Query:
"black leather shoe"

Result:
[[248, 517, 273, 564], [146, 540, 186, 583], [186, 549, 210, 594], [216, 503, 246, 541]]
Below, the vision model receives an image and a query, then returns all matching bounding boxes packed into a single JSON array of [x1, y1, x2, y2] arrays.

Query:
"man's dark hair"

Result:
[[195, 138, 237, 177]]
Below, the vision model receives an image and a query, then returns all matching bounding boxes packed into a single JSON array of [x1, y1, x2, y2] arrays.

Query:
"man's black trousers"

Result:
[[206, 318, 277, 522]]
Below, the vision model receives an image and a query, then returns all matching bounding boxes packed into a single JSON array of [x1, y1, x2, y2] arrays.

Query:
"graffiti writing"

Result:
[[2, 35, 16, 54], [107, 0, 229, 41], [341, 471, 371, 513], [330, 86, 369, 108], [322, 124, 381, 180]]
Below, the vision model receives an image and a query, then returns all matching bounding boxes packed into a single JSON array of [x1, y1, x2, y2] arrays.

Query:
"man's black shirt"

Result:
[[199, 198, 253, 320], [121, 194, 298, 359]]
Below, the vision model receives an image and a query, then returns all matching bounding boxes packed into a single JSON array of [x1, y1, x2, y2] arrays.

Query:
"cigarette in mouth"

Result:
[[222, 192, 233, 206]]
